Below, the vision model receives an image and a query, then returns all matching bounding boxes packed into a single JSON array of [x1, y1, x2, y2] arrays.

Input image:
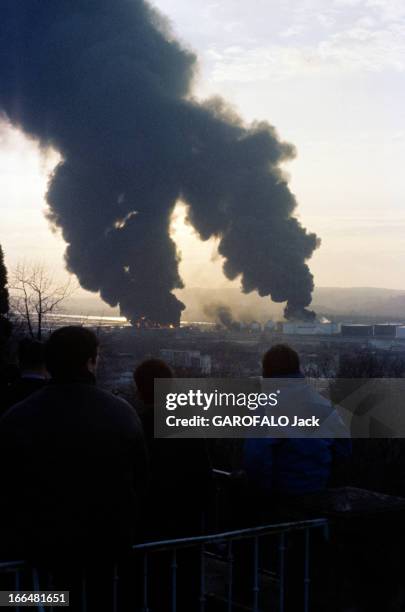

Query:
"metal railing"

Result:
[[132, 517, 328, 612], [0, 466, 327, 611], [0, 518, 327, 612]]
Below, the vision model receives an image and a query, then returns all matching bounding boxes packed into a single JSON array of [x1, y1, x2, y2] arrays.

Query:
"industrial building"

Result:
[[374, 324, 399, 338], [341, 324, 374, 337], [277, 321, 405, 340], [282, 322, 340, 336], [341, 323, 405, 340]]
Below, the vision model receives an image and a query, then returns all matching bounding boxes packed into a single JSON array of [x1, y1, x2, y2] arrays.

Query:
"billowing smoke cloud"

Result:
[[0, 0, 320, 325], [203, 304, 241, 331]]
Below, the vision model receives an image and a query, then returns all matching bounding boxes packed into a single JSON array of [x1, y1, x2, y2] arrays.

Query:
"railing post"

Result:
[[279, 533, 286, 612], [200, 544, 206, 612], [15, 569, 21, 612], [47, 572, 54, 612], [304, 528, 311, 612], [227, 540, 233, 612], [32, 568, 46, 612], [171, 549, 177, 612], [142, 553, 149, 612], [252, 536, 260, 612]]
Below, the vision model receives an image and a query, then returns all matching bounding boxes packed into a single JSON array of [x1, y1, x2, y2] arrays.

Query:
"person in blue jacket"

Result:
[[244, 344, 351, 498]]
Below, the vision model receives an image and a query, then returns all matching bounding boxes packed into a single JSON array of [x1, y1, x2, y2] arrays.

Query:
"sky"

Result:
[[1, 0, 405, 313]]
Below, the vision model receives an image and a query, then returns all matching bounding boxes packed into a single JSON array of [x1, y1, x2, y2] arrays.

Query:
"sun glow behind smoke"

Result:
[[0, 1, 320, 324], [0, 121, 237, 317], [170, 201, 240, 290], [0, 121, 61, 269]]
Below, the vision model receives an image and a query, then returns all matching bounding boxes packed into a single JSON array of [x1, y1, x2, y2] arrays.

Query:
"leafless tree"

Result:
[[10, 262, 75, 340]]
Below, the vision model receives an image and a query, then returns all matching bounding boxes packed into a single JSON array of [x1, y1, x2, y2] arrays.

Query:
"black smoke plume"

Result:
[[0, 0, 320, 325], [203, 304, 241, 331]]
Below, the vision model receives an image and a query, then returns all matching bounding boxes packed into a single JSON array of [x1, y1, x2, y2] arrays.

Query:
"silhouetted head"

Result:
[[18, 338, 46, 375], [45, 326, 99, 380], [134, 358, 173, 405], [262, 344, 300, 378]]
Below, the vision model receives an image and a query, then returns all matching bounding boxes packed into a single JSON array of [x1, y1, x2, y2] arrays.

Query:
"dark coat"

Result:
[[140, 404, 213, 540], [0, 374, 148, 561], [244, 376, 351, 497], [0, 375, 47, 417], [244, 437, 351, 497]]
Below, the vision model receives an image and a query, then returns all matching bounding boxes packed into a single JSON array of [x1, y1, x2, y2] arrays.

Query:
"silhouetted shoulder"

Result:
[[0, 386, 49, 424], [88, 385, 140, 415], [0, 383, 142, 438], [91, 386, 144, 429]]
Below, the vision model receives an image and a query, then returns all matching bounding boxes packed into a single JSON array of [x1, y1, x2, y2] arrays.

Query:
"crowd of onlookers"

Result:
[[0, 326, 353, 611]]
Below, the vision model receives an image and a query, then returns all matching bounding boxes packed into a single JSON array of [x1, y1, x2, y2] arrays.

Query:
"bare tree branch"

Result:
[[10, 262, 76, 340]]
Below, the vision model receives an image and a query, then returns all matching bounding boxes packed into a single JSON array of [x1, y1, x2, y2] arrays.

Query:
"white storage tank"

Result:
[[295, 324, 318, 335], [396, 326, 405, 339], [282, 322, 297, 335], [317, 322, 340, 335], [250, 321, 262, 332]]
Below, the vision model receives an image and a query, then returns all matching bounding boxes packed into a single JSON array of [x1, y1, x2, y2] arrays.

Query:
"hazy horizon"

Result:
[[1, 0, 404, 319], [62, 285, 405, 325]]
